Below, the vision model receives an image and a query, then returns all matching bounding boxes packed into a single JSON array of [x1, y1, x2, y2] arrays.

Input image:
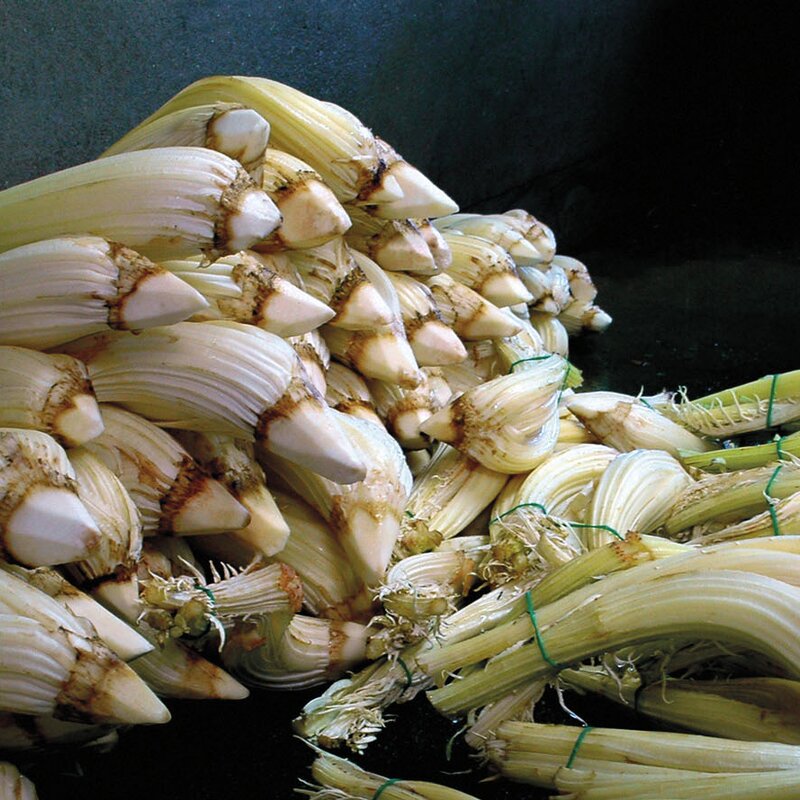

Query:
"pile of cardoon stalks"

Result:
[[1, 76, 798, 800]]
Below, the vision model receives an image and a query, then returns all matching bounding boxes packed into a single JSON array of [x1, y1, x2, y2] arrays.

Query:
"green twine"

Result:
[[183, 584, 217, 640], [776, 436, 786, 461], [525, 590, 562, 669], [197, 585, 217, 607], [396, 657, 414, 691], [404, 510, 415, 518], [567, 522, 625, 541], [373, 778, 402, 800], [565, 726, 594, 769], [489, 501, 549, 526], [507, 354, 553, 373], [638, 396, 654, 410], [766, 373, 780, 428], [765, 464, 784, 536]]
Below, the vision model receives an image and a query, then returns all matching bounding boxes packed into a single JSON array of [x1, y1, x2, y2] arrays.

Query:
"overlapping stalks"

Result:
[[5, 72, 791, 800]]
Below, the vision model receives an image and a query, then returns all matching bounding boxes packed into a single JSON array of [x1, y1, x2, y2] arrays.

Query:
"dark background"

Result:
[[1, 1, 798, 798]]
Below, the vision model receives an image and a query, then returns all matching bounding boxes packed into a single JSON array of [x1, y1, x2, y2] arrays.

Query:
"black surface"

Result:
[[2, 1, 799, 798], [2, 1, 799, 252]]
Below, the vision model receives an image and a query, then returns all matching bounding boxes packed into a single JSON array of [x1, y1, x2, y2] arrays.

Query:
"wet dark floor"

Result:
[[14, 244, 800, 800]]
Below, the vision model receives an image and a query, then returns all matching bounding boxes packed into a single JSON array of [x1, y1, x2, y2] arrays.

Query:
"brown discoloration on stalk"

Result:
[[256, 376, 322, 444], [292, 340, 325, 374], [216, 255, 279, 325], [159, 457, 214, 534], [215, 166, 260, 254], [381, 387, 431, 429], [609, 532, 654, 567], [436, 395, 473, 448], [40, 357, 96, 442], [328, 264, 367, 317], [332, 400, 383, 427], [574, 398, 632, 442], [326, 625, 347, 675], [318, 587, 377, 623], [106, 243, 162, 328], [354, 163, 389, 205], [277, 562, 305, 613], [414, 219, 452, 270], [0, 436, 75, 526], [403, 310, 439, 338], [78, 562, 136, 592], [454, 554, 478, 596], [206, 454, 260, 496], [54, 642, 121, 724]]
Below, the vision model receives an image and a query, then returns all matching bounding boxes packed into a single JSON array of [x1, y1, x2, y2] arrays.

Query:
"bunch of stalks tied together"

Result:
[[0, 74, 795, 800]]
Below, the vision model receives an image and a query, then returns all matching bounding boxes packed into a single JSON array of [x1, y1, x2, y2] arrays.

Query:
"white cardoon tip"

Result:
[[357, 334, 422, 388], [536, 297, 561, 316], [375, 161, 459, 219], [133, 640, 250, 700], [331, 280, 394, 330], [207, 107, 270, 168], [587, 306, 613, 331], [91, 575, 141, 621], [54, 393, 105, 447], [480, 272, 534, 307], [507, 236, 545, 266], [94, 662, 172, 724], [359, 173, 404, 204], [276, 179, 352, 248], [410, 321, 468, 367], [228, 187, 283, 252], [260, 280, 335, 336], [377, 229, 436, 273], [119, 269, 209, 329], [235, 484, 291, 556], [263, 399, 367, 485], [349, 507, 398, 586], [4, 487, 100, 566], [170, 478, 251, 535]]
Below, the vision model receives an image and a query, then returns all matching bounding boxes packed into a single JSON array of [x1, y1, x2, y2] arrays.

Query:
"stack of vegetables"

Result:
[[0, 75, 797, 800]]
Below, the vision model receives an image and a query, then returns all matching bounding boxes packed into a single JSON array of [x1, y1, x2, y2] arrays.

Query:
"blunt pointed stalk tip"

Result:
[[4, 487, 100, 566], [359, 336, 421, 388], [263, 400, 367, 484], [331, 281, 394, 330], [98, 662, 172, 724], [276, 180, 352, 248], [480, 273, 534, 307], [508, 237, 546, 266], [208, 107, 270, 168], [120, 269, 209, 329], [393, 407, 433, 449], [54, 393, 105, 446], [235, 485, 291, 556], [260, 281, 335, 337], [375, 161, 459, 219], [377, 232, 435, 273], [229, 188, 283, 252], [171, 478, 251, 535], [410, 322, 468, 367]]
